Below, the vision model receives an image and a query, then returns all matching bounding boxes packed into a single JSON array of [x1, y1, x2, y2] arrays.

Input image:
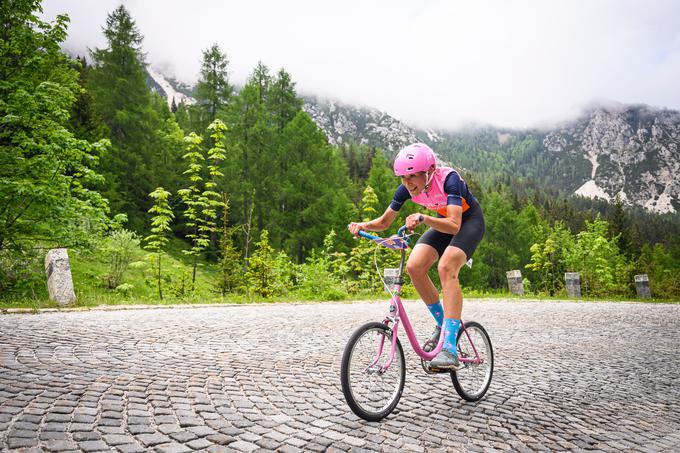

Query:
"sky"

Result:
[[41, 0, 680, 130]]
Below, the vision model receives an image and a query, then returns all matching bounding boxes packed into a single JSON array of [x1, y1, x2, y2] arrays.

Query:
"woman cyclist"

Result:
[[348, 143, 484, 369]]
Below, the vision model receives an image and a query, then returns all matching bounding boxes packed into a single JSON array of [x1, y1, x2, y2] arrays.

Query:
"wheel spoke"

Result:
[[452, 324, 493, 401], [344, 327, 404, 416]]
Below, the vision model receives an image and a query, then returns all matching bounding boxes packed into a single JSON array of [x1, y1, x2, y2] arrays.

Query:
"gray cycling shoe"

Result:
[[423, 325, 441, 352], [430, 349, 460, 369]]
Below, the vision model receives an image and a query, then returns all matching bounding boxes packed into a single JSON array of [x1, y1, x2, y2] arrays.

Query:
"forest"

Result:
[[1, 1, 679, 306]]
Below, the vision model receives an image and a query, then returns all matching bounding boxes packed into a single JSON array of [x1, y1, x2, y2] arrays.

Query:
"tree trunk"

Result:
[[192, 254, 197, 291], [157, 254, 163, 301]]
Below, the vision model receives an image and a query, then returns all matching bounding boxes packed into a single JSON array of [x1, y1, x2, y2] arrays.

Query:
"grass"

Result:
[[1, 238, 677, 310], [2, 286, 677, 311]]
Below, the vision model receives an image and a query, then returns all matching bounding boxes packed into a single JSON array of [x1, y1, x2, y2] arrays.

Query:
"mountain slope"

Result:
[[304, 96, 679, 214], [146, 67, 196, 108], [146, 69, 679, 214], [301, 95, 442, 152], [544, 105, 680, 213]]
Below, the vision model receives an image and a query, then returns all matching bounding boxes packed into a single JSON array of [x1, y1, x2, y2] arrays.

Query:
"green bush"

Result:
[[563, 216, 628, 297], [637, 243, 680, 299], [99, 229, 141, 289], [246, 230, 294, 298], [114, 283, 134, 297], [297, 249, 348, 300], [0, 249, 45, 298]]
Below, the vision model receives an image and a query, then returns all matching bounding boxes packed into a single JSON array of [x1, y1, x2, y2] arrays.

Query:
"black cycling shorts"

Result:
[[415, 207, 485, 260]]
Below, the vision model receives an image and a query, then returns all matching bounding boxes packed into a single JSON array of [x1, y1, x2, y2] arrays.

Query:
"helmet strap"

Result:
[[424, 169, 435, 191]]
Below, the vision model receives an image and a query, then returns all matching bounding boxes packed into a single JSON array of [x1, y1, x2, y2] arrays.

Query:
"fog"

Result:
[[42, 0, 680, 130]]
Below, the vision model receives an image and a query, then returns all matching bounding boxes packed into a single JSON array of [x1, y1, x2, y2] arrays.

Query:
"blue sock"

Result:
[[426, 301, 444, 327], [443, 318, 461, 356]]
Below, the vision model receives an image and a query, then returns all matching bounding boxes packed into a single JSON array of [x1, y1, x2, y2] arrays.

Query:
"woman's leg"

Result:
[[405, 243, 439, 304], [431, 246, 468, 366], [438, 246, 468, 318], [432, 211, 484, 368]]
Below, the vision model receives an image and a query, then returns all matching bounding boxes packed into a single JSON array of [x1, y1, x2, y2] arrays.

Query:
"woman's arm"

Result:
[[349, 207, 399, 235]]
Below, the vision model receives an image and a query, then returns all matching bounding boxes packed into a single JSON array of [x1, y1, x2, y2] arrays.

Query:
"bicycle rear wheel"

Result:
[[451, 321, 493, 401], [340, 322, 405, 421]]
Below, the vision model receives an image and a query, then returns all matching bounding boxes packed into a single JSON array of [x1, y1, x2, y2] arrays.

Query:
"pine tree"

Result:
[[367, 151, 395, 212], [68, 56, 107, 142], [608, 194, 633, 258], [88, 5, 171, 230], [268, 68, 302, 130], [223, 62, 272, 241], [194, 43, 232, 128], [276, 111, 352, 261], [246, 230, 276, 298], [217, 194, 241, 295], [89, 5, 150, 139], [348, 186, 382, 291]]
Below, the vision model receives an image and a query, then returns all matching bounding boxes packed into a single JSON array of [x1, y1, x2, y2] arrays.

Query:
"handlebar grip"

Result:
[[348, 223, 379, 240], [349, 224, 409, 246], [358, 230, 380, 240]]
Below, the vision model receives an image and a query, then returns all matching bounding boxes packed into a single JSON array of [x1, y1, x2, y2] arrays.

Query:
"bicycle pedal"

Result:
[[430, 363, 465, 372], [425, 364, 451, 374]]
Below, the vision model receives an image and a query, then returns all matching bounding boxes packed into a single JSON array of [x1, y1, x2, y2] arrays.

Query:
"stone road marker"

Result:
[[45, 248, 76, 306], [634, 274, 651, 298], [506, 270, 524, 295], [565, 272, 581, 298]]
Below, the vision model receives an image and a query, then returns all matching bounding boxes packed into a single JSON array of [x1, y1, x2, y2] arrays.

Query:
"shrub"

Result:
[[99, 229, 140, 289]]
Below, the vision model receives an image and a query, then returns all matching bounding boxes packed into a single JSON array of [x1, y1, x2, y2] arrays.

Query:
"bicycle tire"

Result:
[[340, 322, 405, 421], [450, 321, 494, 402]]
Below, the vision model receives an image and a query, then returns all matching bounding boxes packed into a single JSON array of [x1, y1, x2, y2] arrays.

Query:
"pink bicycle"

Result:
[[340, 226, 494, 421]]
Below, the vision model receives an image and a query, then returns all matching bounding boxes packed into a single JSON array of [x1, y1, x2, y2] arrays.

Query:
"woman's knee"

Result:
[[406, 245, 437, 279], [438, 248, 466, 281], [437, 259, 459, 281], [406, 260, 428, 279]]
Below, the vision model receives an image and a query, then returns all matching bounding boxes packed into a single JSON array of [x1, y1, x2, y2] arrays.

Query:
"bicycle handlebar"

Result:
[[357, 230, 380, 240], [349, 224, 411, 250]]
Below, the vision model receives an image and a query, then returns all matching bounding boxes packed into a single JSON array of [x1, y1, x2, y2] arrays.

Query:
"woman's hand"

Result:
[[405, 213, 425, 231], [348, 222, 367, 236]]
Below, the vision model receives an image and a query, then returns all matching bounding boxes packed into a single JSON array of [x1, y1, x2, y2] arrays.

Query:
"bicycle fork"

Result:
[[364, 301, 401, 374]]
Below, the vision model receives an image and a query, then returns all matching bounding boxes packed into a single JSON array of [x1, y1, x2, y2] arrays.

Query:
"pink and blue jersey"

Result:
[[389, 167, 479, 217]]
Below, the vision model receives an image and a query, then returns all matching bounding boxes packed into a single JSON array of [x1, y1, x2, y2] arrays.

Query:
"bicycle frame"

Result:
[[358, 227, 484, 373]]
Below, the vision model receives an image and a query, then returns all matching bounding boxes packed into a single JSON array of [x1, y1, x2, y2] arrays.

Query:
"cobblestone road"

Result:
[[1, 300, 679, 452]]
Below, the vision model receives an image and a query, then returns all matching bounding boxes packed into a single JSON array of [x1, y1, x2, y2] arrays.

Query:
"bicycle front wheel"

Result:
[[451, 321, 494, 402], [340, 322, 405, 421]]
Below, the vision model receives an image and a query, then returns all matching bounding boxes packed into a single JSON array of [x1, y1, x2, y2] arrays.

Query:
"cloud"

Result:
[[42, 0, 680, 130]]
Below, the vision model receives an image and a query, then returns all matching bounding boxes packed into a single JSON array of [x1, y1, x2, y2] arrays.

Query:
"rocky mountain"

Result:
[[305, 98, 680, 214], [543, 105, 679, 214], [301, 95, 443, 152], [146, 67, 196, 108]]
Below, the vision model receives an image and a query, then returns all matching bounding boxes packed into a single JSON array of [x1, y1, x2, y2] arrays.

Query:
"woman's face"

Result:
[[401, 171, 428, 196]]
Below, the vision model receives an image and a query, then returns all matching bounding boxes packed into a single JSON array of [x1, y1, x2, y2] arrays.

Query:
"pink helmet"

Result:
[[393, 143, 436, 176]]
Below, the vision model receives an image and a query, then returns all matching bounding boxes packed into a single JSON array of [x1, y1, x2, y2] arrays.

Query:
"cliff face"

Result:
[[304, 96, 679, 214], [544, 105, 680, 213], [302, 96, 441, 152]]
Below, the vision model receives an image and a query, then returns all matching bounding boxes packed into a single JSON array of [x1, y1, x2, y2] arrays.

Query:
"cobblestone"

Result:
[[1, 300, 679, 452]]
